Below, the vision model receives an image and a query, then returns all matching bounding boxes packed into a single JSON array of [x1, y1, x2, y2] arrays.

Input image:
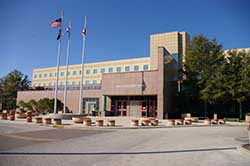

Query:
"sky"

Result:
[[0, 0, 250, 79]]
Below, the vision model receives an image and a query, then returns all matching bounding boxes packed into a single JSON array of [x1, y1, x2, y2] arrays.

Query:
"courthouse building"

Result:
[[17, 31, 189, 119]]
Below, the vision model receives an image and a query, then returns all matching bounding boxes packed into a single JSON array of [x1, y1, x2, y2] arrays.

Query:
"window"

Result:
[[116, 67, 121, 72], [67, 71, 70, 76], [125, 66, 130, 72], [108, 67, 113, 73], [49, 73, 53, 77], [101, 68, 105, 74], [55, 73, 57, 77], [66, 81, 70, 85], [93, 80, 97, 84], [38, 83, 41, 86], [143, 64, 149, 70], [86, 69, 91, 75], [73, 71, 77, 76], [134, 65, 139, 71], [49, 82, 52, 86], [43, 83, 46, 86], [60, 82, 64, 86], [44, 73, 47, 78], [39, 74, 42, 78], [72, 81, 76, 85], [79, 70, 82, 75], [33, 83, 36, 86], [93, 69, 98, 74], [85, 80, 90, 84], [172, 53, 178, 62], [60, 72, 65, 77], [33, 74, 37, 78]]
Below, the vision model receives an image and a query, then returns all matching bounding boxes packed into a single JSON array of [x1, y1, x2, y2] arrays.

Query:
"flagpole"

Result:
[[53, 10, 63, 114], [63, 21, 71, 113], [79, 16, 87, 114]]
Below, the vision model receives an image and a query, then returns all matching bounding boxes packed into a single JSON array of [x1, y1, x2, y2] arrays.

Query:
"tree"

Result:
[[222, 50, 250, 119], [36, 98, 64, 114], [184, 35, 223, 115], [0, 70, 30, 110]]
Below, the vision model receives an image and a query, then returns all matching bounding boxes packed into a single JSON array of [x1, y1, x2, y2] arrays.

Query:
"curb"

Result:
[[238, 144, 250, 156]]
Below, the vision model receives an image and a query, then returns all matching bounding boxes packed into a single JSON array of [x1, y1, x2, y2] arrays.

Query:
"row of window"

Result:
[[33, 64, 149, 78], [33, 80, 99, 87]]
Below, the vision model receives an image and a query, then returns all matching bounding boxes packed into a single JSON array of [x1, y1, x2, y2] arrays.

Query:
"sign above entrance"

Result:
[[115, 84, 143, 88]]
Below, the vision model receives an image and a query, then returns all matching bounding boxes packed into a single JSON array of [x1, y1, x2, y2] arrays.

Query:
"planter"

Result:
[[167, 119, 175, 126], [15, 113, 27, 119], [35, 117, 43, 124], [26, 116, 32, 122], [83, 118, 91, 126], [8, 114, 15, 121], [204, 119, 211, 125], [1, 113, 7, 120], [53, 118, 62, 125], [96, 120, 104, 126], [150, 119, 159, 126], [26, 111, 32, 117], [175, 119, 184, 125], [245, 115, 250, 123], [72, 117, 83, 123], [211, 119, 218, 124], [218, 119, 225, 124], [43, 118, 52, 124], [130, 119, 139, 127], [191, 117, 199, 122], [184, 119, 192, 125], [107, 120, 115, 126], [140, 118, 150, 126]]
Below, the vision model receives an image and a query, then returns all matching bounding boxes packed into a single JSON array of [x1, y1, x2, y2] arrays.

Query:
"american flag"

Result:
[[82, 27, 86, 37], [81, 17, 87, 38], [51, 18, 62, 28]]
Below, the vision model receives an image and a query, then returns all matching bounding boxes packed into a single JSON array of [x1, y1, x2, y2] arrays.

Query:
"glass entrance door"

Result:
[[115, 100, 129, 116], [129, 100, 140, 117]]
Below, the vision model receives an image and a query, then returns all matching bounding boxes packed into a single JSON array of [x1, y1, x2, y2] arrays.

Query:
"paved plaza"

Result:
[[0, 120, 249, 166]]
